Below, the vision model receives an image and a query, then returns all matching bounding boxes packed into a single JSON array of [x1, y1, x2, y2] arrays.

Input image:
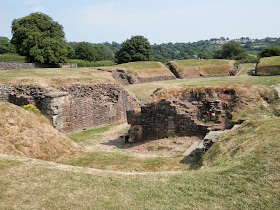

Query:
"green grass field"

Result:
[[115, 61, 164, 70], [258, 56, 280, 67], [173, 59, 234, 67]]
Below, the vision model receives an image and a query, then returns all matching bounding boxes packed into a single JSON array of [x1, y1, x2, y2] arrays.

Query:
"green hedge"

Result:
[[0, 53, 26, 63], [68, 59, 114, 67]]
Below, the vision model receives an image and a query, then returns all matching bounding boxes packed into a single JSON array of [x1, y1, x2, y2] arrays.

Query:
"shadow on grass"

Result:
[[180, 150, 203, 170]]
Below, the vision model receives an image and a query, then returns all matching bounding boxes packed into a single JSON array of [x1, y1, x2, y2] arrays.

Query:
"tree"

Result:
[[258, 46, 280, 58], [73, 42, 103, 62], [215, 41, 247, 59], [98, 45, 114, 61], [0, 37, 16, 54], [11, 12, 73, 63], [198, 50, 213, 59], [115, 36, 153, 64]]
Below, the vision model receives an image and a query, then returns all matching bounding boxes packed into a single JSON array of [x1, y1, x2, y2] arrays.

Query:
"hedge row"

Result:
[[0, 54, 26, 63], [68, 59, 114, 67]]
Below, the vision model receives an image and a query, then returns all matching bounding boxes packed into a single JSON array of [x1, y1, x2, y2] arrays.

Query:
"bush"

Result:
[[68, 59, 114, 67], [258, 46, 280, 58], [23, 104, 40, 114], [0, 53, 26, 63]]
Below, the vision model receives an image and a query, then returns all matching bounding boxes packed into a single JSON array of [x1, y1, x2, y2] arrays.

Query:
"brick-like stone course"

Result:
[[0, 84, 12, 102], [1, 83, 140, 133], [127, 89, 236, 142]]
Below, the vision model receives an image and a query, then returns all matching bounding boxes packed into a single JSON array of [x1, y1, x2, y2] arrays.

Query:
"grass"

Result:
[[258, 56, 280, 67], [104, 61, 173, 77], [61, 151, 187, 172], [67, 121, 125, 146], [0, 114, 279, 208], [116, 61, 163, 70], [238, 63, 256, 76], [173, 59, 234, 67], [125, 73, 280, 102], [0, 67, 117, 88]]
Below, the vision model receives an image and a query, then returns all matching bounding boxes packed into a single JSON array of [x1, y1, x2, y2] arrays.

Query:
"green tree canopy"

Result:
[[198, 50, 213, 59], [215, 42, 247, 59], [98, 45, 114, 61], [73, 42, 103, 62], [115, 36, 153, 64], [258, 46, 280, 58], [0, 37, 16, 54], [11, 12, 73, 63]]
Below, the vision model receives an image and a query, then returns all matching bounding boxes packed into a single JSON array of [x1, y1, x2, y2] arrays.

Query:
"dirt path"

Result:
[[84, 122, 129, 152], [0, 154, 185, 176]]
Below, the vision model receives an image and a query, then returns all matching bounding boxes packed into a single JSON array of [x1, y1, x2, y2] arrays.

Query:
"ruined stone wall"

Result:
[[0, 84, 12, 102], [127, 89, 236, 142], [3, 84, 140, 133], [59, 84, 140, 132]]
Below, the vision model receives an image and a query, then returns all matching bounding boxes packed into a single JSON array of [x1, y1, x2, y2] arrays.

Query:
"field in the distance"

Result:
[[257, 56, 280, 76]]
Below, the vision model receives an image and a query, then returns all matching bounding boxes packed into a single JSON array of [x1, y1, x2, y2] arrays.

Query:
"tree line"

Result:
[[1, 12, 280, 65]]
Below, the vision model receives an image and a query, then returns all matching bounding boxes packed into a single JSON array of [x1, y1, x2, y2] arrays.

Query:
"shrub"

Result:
[[0, 53, 26, 63], [68, 59, 114, 67], [23, 104, 40, 114]]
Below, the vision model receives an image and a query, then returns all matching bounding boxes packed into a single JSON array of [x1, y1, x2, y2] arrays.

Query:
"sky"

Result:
[[0, 0, 279, 44]]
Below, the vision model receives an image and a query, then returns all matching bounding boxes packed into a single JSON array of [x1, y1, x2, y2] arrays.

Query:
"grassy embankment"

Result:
[[0, 67, 118, 88], [257, 56, 280, 75], [104, 61, 174, 77], [125, 63, 280, 102], [170, 59, 235, 77]]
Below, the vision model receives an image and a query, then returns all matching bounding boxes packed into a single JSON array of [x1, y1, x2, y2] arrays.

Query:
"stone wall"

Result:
[[0, 62, 77, 70], [127, 89, 236, 142], [2, 84, 140, 133], [0, 84, 12, 102]]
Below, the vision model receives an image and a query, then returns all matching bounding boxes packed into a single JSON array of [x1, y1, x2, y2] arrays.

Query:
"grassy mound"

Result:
[[257, 56, 280, 76], [171, 59, 235, 77], [104, 61, 174, 78], [0, 102, 79, 161], [0, 67, 118, 88]]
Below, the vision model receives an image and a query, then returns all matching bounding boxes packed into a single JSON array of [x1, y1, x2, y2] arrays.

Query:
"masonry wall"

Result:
[[127, 89, 236, 142], [0, 84, 12, 102], [1, 83, 140, 133]]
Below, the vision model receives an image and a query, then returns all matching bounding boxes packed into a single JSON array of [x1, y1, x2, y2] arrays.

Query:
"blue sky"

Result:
[[0, 0, 279, 44]]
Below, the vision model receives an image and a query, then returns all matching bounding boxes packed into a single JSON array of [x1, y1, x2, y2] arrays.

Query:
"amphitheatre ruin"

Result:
[[0, 57, 280, 209]]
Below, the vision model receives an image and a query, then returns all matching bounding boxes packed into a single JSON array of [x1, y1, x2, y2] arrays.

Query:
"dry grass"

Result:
[[101, 61, 174, 77], [171, 59, 235, 77], [0, 102, 80, 161], [0, 68, 118, 89]]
